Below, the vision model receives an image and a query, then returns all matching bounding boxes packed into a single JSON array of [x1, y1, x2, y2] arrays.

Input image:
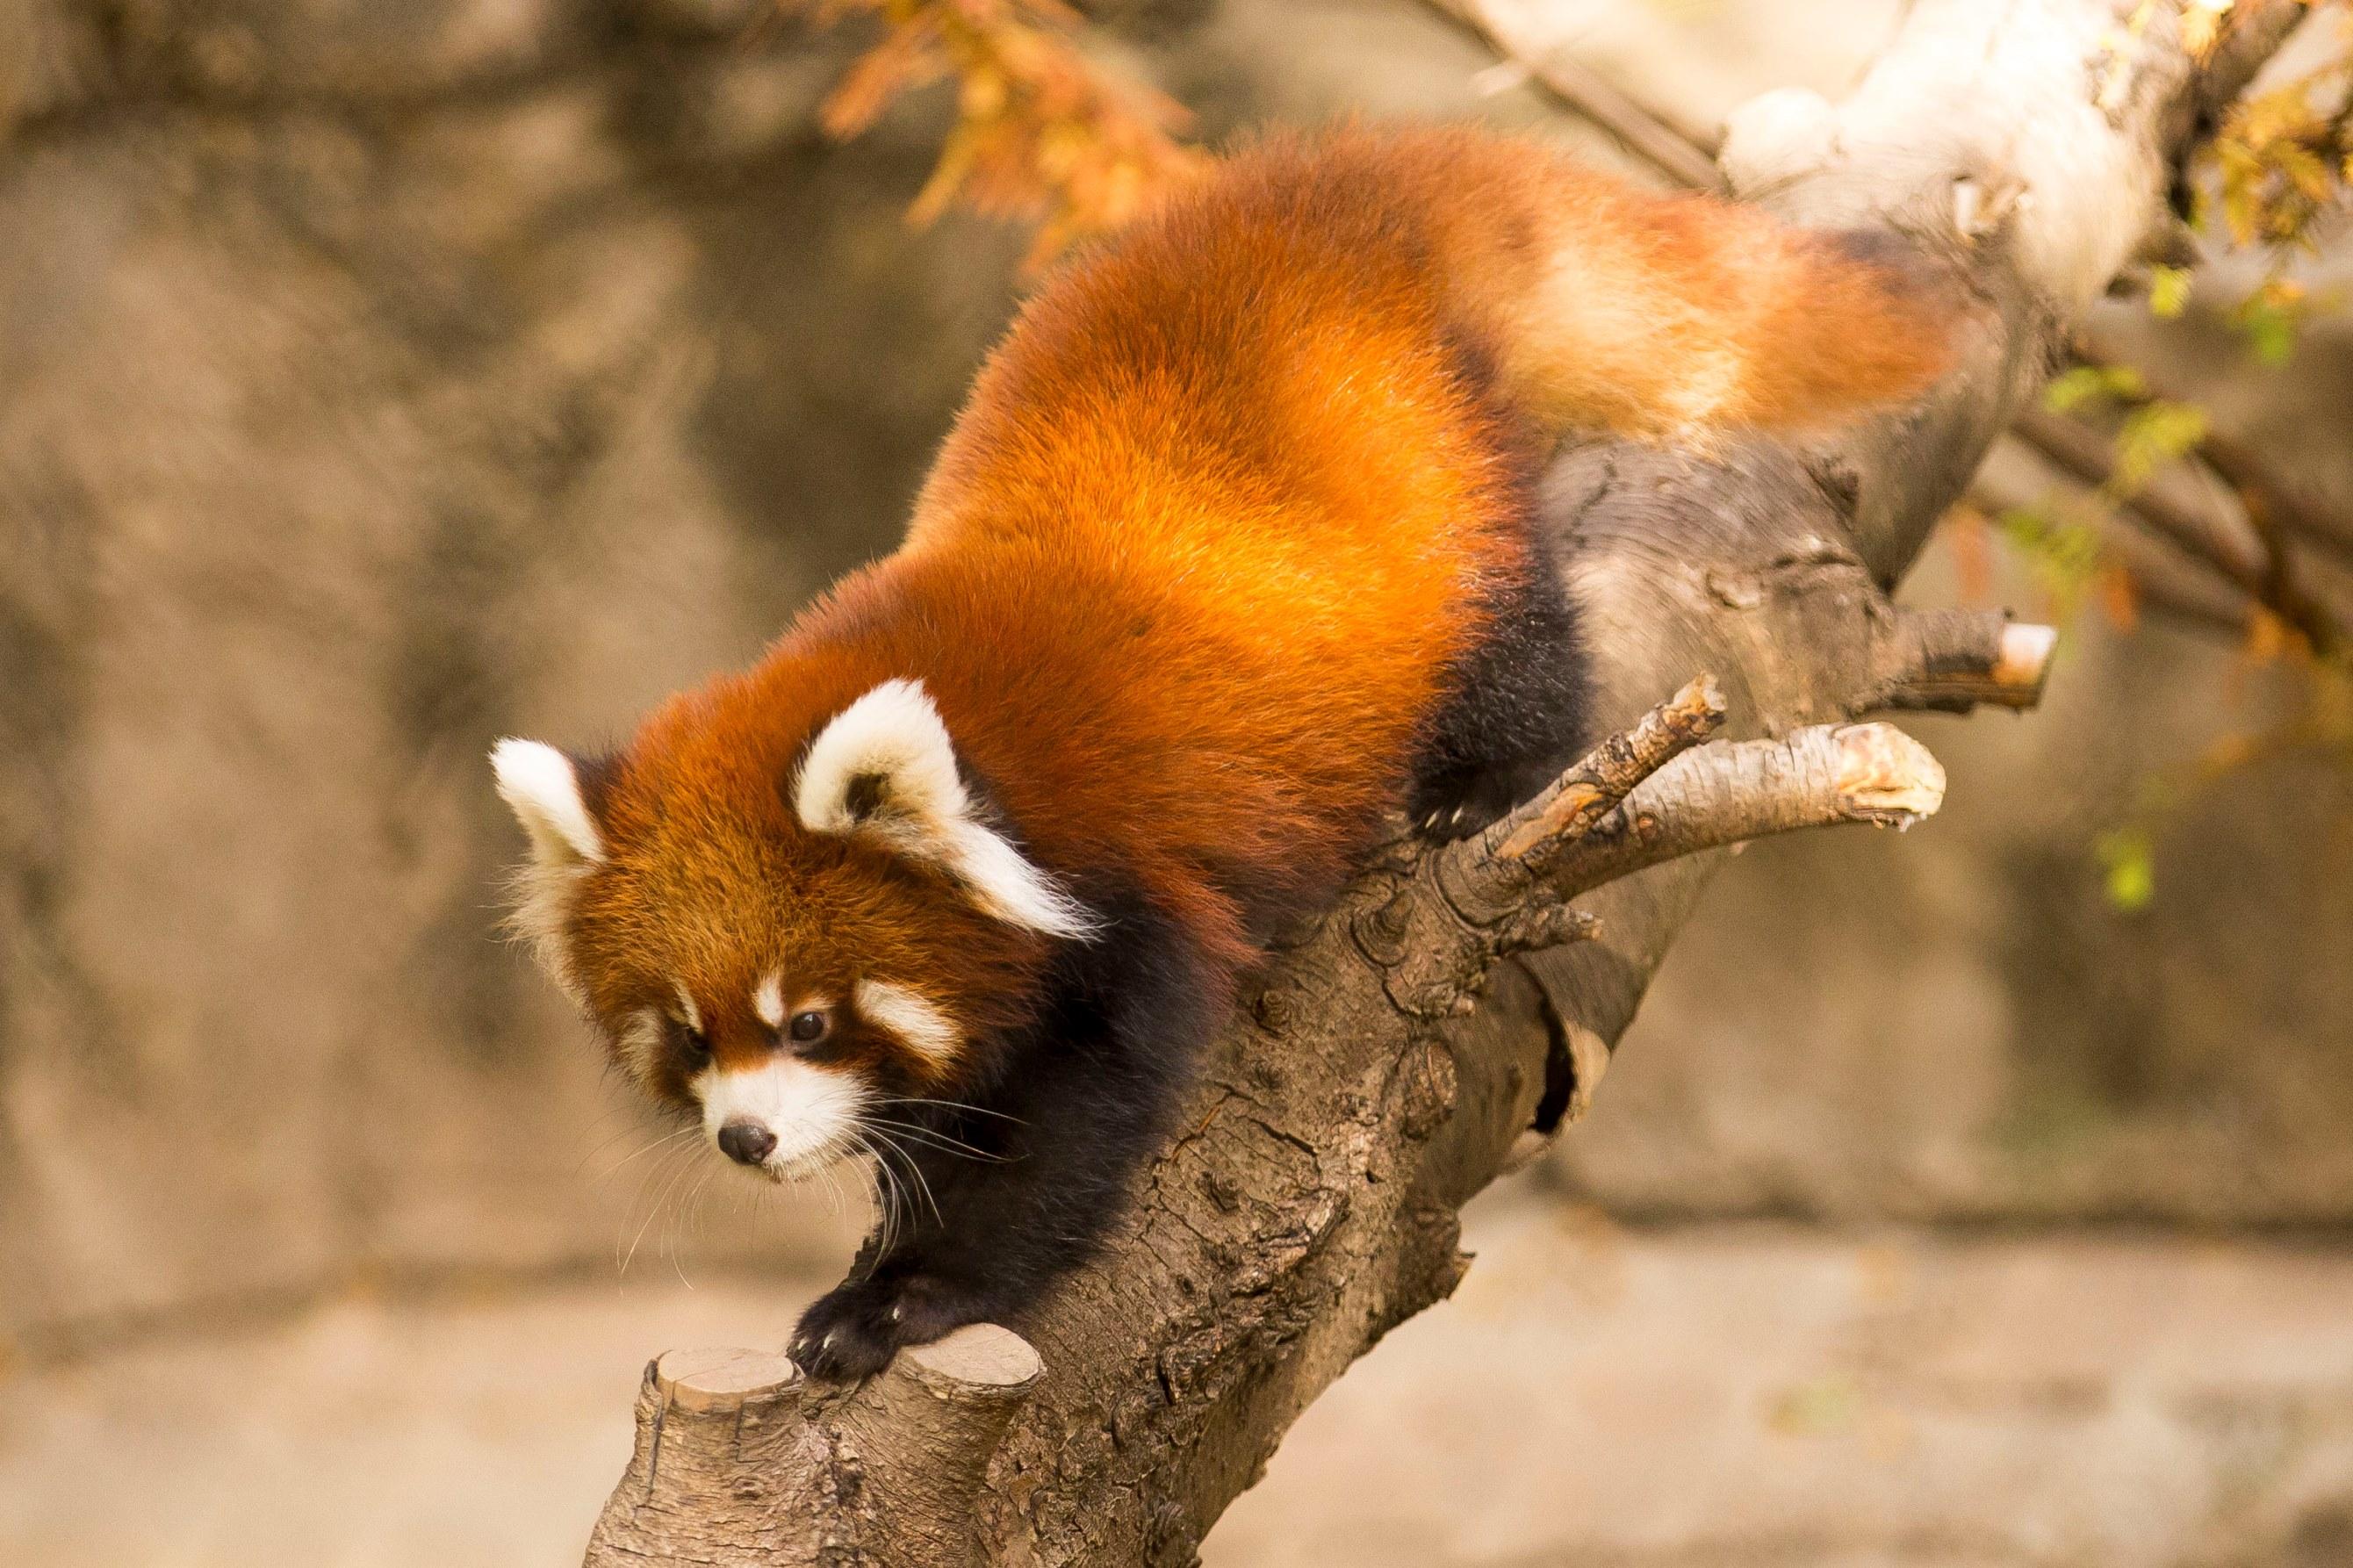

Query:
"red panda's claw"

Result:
[[789, 1274, 962, 1380], [788, 1313, 895, 1380]]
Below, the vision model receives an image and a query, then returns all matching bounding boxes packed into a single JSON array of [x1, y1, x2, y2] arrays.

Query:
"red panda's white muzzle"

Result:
[[695, 1057, 866, 1179]]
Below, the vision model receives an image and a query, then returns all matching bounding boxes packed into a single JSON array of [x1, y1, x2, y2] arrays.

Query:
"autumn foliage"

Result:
[[791, 0, 1206, 268]]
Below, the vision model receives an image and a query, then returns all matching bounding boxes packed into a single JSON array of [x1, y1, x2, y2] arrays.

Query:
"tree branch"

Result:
[[584, 4, 2306, 1562], [587, 1330, 1047, 1567], [1433, 0, 1723, 189], [1441, 0, 2349, 660], [1971, 435, 2260, 638], [2204, 429, 2353, 580], [2017, 404, 2349, 658], [1540, 723, 1948, 894]]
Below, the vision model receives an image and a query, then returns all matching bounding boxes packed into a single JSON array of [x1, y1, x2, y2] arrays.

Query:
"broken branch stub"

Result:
[[1862, 608, 2059, 714], [585, 1326, 1042, 1567]]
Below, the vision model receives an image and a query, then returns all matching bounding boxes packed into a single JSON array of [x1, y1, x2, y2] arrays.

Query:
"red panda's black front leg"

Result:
[[786, 1024, 1198, 1378], [790, 899, 1219, 1380]]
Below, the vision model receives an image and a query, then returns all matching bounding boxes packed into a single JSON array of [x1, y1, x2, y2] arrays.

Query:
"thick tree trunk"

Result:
[[582, 4, 2307, 1562]]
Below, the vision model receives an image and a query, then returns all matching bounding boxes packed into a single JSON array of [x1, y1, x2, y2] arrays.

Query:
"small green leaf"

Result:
[[2239, 297, 2299, 365], [2110, 399, 2210, 494], [1767, 1376, 1863, 1437], [2148, 264, 2193, 318], [1997, 503, 2106, 616], [2096, 828, 2156, 912], [2041, 363, 2146, 414], [2230, 278, 2313, 368]]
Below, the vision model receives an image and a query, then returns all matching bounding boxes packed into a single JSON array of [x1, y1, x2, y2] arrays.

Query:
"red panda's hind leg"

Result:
[[1408, 530, 1591, 840]]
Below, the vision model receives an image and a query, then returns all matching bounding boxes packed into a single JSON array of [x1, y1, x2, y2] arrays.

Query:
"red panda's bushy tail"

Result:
[[1330, 126, 1957, 442], [1708, 219, 1958, 432], [1484, 167, 1955, 442]]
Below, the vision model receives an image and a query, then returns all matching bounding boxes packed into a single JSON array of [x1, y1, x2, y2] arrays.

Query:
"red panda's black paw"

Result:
[[788, 1276, 974, 1381], [788, 1284, 903, 1380]]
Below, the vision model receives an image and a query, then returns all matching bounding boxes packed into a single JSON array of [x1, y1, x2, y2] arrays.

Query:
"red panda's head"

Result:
[[491, 678, 1090, 1180]]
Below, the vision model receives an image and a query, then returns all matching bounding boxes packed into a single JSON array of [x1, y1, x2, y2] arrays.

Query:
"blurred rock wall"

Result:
[[3, 0, 2346, 1353], [0, 0, 1030, 1346]]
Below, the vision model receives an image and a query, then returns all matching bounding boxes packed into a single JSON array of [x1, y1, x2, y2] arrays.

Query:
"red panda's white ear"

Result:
[[492, 738, 606, 869], [492, 738, 606, 994], [795, 680, 1094, 939]]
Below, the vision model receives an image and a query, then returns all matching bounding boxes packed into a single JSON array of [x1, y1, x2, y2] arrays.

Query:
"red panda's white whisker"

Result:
[[620, 1139, 702, 1279], [852, 1128, 911, 1234], [569, 1103, 666, 1179], [856, 1126, 940, 1232], [809, 1142, 853, 1224], [891, 1140, 940, 1229], [617, 1147, 686, 1278], [862, 1146, 897, 1263], [849, 1132, 910, 1265], [859, 1117, 1003, 1163], [667, 1162, 723, 1290], [585, 1124, 702, 1189], [868, 1097, 1027, 1126], [611, 1137, 694, 1270]]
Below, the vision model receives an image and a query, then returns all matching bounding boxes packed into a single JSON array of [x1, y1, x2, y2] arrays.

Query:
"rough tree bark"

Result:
[[582, 4, 2308, 1562]]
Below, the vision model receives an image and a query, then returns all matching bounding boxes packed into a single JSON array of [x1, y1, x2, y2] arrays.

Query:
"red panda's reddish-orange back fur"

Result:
[[504, 124, 1951, 1378]]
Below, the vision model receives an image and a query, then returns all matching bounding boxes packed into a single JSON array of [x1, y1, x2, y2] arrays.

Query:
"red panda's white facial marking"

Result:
[[615, 1008, 666, 1082], [752, 974, 788, 1032], [696, 1051, 867, 1180], [794, 679, 1096, 940], [853, 978, 961, 1068], [489, 737, 605, 1001]]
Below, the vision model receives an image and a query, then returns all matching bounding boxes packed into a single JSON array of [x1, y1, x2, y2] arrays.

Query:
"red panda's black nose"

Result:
[[717, 1121, 776, 1167]]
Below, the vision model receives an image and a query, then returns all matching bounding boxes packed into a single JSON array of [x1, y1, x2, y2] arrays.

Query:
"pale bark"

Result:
[[1437, 0, 2352, 657], [583, 4, 2307, 1562]]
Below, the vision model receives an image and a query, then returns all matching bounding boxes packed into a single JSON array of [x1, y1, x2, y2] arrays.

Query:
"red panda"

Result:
[[493, 126, 1947, 1378]]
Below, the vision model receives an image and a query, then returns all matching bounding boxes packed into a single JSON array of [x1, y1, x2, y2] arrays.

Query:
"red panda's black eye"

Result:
[[680, 1025, 710, 1060], [788, 1010, 829, 1044]]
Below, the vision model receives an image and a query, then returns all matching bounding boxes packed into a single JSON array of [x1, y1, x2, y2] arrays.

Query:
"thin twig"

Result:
[[1490, 675, 1725, 861], [2017, 406, 2346, 658], [1534, 723, 1947, 897], [1429, 0, 1724, 186], [2201, 429, 2353, 579]]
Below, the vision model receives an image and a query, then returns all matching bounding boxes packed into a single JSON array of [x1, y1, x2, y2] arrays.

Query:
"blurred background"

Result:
[[3, 1, 2349, 1564]]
